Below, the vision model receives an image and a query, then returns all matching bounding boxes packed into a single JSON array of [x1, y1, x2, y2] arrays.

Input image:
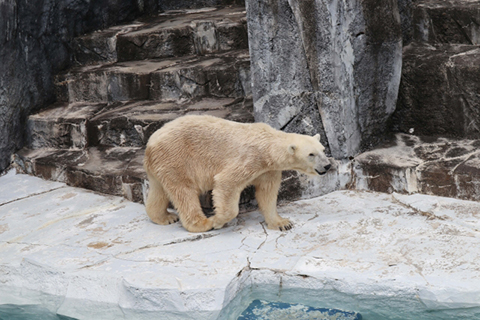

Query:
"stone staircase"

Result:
[[354, 0, 480, 201], [13, 1, 480, 206], [13, 6, 254, 204]]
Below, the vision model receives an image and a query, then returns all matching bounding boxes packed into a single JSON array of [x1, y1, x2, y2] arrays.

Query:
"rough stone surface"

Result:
[[27, 102, 107, 149], [1, 171, 480, 319], [158, 0, 244, 11], [57, 49, 251, 103], [73, 24, 142, 66], [354, 134, 480, 201], [392, 0, 480, 139], [88, 98, 254, 147], [149, 50, 251, 102], [74, 6, 248, 65], [413, 0, 480, 45], [391, 43, 480, 138], [117, 7, 248, 62], [397, 0, 415, 45], [0, 0, 158, 173], [246, 0, 403, 159], [13, 147, 146, 203], [26, 98, 253, 149]]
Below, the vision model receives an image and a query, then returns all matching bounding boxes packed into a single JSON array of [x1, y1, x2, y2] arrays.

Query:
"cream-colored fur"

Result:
[[144, 115, 331, 232]]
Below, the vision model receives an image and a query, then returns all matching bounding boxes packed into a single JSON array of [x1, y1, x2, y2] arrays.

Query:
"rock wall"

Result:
[[246, 0, 403, 159], [397, 0, 415, 45], [0, 0, 160, 173], [391, 1, 480, 139], [158, 0, 244, 11]]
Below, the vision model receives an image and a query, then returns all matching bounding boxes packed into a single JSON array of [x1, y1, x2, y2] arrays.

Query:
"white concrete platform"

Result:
[[1, 170, 480, 319]]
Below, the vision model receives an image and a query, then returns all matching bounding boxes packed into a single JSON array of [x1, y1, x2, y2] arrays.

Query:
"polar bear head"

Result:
[[288, 133, 332, 176]]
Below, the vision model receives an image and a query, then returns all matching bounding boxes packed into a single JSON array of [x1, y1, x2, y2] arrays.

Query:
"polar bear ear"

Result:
[[288, 144, 296, 155], [313, 134, 320, 141]]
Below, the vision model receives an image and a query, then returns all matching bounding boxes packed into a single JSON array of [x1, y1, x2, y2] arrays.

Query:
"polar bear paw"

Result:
[[151, 212, 179, 225], [267, 218, 293, 231]]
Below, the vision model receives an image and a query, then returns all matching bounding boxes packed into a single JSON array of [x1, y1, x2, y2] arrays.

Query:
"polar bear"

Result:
[[144, 115, 332, 233]]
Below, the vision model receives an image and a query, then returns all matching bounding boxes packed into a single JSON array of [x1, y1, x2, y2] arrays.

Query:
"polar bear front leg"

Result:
[[253, 171, 293, 231]]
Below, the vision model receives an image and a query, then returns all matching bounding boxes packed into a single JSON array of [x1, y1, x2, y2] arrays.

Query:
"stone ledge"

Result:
[[1, 170, 479, 319], [73, 6, 248, 65], [56, 49, 251, 103], [27, 97, 254, 149], [12, 147, 146, 203], [354, 134, 480, 201]]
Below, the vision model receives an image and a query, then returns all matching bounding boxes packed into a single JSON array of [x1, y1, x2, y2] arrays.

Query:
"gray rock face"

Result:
[[397, 0, 414, 45], [413, 0, 480, 45], [73, 6, 248, 65], [391, 0, 480, 139], [158, 0, 244, 11], [392, 43, 480, 138], [0, 0, 158, 173], [246, 0, 403, 159]]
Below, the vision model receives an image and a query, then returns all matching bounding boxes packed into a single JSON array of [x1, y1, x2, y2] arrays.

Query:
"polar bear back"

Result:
[[144, 115, 285, 192]]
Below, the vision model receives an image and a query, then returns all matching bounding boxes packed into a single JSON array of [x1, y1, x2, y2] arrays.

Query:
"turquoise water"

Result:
[[2, 298, 480, 320], [219, 284, 480, 320], [0, 302, 361, 320], [2, 284, 480, 320], [0, 304, 76, 320], [238, 300, 362, 320]]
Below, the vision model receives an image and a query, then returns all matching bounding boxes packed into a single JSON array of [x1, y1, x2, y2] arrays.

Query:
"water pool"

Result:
[[218, 284, 480, 320], [3, 285, 480, 320], [0, 304, 76, 320]]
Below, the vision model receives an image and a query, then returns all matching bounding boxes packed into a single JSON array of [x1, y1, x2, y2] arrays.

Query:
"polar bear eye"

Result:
[[309, 153, 315, 157]]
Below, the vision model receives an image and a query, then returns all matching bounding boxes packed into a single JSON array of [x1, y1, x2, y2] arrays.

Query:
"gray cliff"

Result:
[[247, 0, 403, 159]]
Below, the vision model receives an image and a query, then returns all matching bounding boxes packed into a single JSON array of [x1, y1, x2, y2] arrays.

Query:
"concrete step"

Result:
[[413, 0, 480, 45], [26, 97, 253, 149], [13, 147, 146, 203], [391, 43, 480, 138], [73, 6, 248, 66], [56, 49, 251, 103], [353, 134, 480, 201]]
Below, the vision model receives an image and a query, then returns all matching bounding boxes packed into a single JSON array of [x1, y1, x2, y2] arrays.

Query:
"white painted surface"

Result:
[[1, 170, 480, 319]]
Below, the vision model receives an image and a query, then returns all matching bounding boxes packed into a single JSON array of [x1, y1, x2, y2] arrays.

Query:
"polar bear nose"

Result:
[[324, 164, 332, 171]]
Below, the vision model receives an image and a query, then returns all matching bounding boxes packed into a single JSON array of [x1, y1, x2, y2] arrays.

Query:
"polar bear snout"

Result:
[[315, 163, 332, 175]]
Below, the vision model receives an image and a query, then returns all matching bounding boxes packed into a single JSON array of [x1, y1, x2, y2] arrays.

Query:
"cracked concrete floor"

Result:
[[1, 170, 480, 320]]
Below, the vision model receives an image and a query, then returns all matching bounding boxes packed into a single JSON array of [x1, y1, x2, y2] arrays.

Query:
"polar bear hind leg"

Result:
[[145, 173, 179, 225], [164, 182, 214, 233]]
